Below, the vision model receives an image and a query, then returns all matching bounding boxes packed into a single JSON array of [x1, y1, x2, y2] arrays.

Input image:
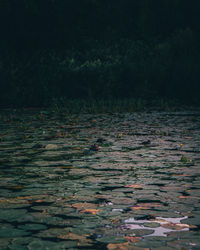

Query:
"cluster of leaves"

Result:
[[0, 0, 200, 107]]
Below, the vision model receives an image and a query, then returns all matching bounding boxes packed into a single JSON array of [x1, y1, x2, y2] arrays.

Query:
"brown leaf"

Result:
[[71, 202, 98, 210], [131, 202, 162, 210], [6, 185, 24, 190], [73, 147, 82, 150], [59, 165, 74, 169], [58, 232, 91, 243], [131, 206, 149, 210], [107, 242, 130, 250], [107, 242, 149, 250], [162, 222, 190, 230], [125, 184, 143, 189], [112, 219, 120, 224], [80, 209, 100, 215], [35, 199, 44, 203], [124, 236, 141, 243], [179, 196, 191, 199], [137, 202, 162, 207]]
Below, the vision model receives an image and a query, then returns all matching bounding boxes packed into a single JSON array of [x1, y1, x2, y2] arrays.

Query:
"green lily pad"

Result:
[[96, 235, 126, 244], [18, 223, 47, 231], [0, 228, 30, 238], [0, 209, 27, 222], [0, 110, 200, 249], [27, 238, 77, 250]]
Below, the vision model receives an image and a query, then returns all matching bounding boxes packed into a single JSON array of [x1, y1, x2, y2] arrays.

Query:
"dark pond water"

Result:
[[0, 109, 200, 249]]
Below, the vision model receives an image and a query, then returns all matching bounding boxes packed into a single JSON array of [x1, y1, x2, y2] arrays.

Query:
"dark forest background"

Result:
[[0, 0, 200, 107]]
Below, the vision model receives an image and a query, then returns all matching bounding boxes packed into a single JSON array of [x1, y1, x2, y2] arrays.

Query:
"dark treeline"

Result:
[[0, 0, 200, 107]]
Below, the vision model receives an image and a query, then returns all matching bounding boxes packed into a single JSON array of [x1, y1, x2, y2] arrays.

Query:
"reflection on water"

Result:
[[124, 216, 189, 237]]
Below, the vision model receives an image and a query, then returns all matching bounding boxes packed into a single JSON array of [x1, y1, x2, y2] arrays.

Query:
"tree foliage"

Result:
[[0, 0, 200, 107]]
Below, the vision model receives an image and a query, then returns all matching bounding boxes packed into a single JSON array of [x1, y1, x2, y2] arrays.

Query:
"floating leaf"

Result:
[[45, 144, 58, 150], [107, 242, 130, 250], [73, 147, 82, 150], [5, 185, 24, 190], [179, 196, 191, 199], [162, 222, 190, 230], [131, 206, 149, 210], [124, 236, 141, 243], [173, 174, 191, 177], [58, 231, 92, 245], [71, 203, 98, 210], [112, 219, 120, 224], [80, 209, 100, 215], [137, 202, 162, 208], [35, 200, 44, 203], [59, 165, 74, 169], [125, 184, 143, 189], [131, 202, 161, 210]]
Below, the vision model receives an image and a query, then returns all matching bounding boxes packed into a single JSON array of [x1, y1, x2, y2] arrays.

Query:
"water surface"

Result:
[[0, 109, 200, 249]]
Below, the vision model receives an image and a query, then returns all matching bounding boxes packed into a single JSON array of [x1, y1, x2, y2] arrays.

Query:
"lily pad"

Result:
[[45, 144, 58, 150], [0, 228, 30, 238], [18, 223, 47, 231], [0, 209, 27, 222], [0, 110, 200, 249], [27, 238, 77, 250]]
